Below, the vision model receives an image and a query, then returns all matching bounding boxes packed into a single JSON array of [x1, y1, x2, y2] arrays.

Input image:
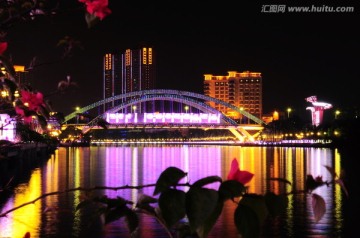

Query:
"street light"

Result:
[[184, 105, 189, 113], [287, 108, 292, 118], [239, 107, 244, 124], [335, 110, 340, 119], [75, 107, 80, 124], [132, 105, 137, 113]]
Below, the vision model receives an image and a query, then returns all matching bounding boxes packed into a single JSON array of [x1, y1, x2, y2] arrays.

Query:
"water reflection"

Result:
[[0, 146, 344, 237], [0, 169, 42, 237]]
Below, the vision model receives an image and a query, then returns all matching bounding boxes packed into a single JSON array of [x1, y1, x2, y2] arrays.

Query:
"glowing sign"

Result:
[[106, 113, 221, 124], [305, 96, 332, 127]]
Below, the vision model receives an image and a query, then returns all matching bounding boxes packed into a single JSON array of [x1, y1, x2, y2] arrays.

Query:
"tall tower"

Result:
[[103, 53, 123, 111], [13, 65, 30, 86], [305, 96, 332, 127], [203, 71, 262, 122], [103, 47, 156, 112]]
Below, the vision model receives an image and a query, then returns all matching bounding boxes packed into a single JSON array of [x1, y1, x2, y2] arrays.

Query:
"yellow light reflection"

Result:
[[334, 149, 343, 229], [285, 148, 294, 229], [12, 170, 42, 238], [73, 148, 81, 232]]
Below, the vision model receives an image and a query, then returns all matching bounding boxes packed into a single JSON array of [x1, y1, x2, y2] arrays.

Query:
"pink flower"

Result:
[[20, 90, 45, 112], [15, 106, 33, 124], [79, 0, 112, 20], [0, 42, 7, 54], [227, 158, 254, 185]]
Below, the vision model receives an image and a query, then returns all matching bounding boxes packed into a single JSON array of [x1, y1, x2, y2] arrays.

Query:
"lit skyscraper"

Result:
[[103, 47, 156, 112], [13, 65, 30, 86], [203, 71, 262, 122]]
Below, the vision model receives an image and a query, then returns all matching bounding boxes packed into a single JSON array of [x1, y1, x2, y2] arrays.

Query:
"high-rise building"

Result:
[[103, 47, 156, 112], [203, 71, 262, 122], [14, 65, 30, 86]]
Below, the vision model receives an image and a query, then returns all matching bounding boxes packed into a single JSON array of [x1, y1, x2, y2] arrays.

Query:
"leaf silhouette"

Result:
[[335, 179, 349, 197], [192, 176, 222, 188], [239, 194, 269, 226], [158, 189, 186, 228], [312, 193, 326, 223], [185, 187, 219, 234], [218, 180, 246, 201], [268, 177, 292, 185], [264, 192, 288, 217], [234, 204, 260, 238], [153, 167, 187, 195], [323, 165, 337, 179]]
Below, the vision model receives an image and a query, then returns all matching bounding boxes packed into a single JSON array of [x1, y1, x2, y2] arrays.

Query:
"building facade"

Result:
[[103, 47, 156, 112], [203, 71, 262, 122], [13, 65, 30, 86]]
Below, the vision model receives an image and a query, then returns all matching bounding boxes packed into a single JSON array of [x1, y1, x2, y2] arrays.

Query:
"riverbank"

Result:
[[0, 142, 57, 197]]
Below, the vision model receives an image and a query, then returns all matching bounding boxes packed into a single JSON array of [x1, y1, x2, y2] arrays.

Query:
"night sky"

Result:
[[5, 1, 359, 119]]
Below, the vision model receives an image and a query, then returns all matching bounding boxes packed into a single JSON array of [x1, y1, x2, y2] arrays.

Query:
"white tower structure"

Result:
[[305, 96, 332, 127]]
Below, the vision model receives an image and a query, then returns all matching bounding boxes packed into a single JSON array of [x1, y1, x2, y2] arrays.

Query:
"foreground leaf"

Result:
[[239, 194, 268, 225], [125, 209, 139, 233], [158, 189, 186, 228], [105, 205, 130, 225], [323, 165, 337, 179], [335, 179, 349, 197], [185, 187, 219, 233], [198, 198, 224, 237], [192, 176, 222, 188], [268, 177, 292, 185], [136, 193, 158, 213], [218, 180, 246, 201], [312, 193, 326, 223], [264, 192, 288, 217], [154, 167, 187, 195], [137, 193, 158, 205], [234, 204, 260, 238]]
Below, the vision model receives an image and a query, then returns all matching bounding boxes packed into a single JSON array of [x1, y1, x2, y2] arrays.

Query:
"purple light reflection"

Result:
[[104, 146, 222, 200]]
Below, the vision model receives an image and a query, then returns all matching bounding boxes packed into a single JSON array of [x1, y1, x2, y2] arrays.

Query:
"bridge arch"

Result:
[[64, 89, 266, 126], [87, 94, 239, 127]]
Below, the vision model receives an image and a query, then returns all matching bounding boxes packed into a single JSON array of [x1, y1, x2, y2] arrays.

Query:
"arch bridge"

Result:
[[63, 89, 267, 142]]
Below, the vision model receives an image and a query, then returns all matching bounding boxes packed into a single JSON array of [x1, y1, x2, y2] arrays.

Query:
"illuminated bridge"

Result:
[[62, 89, 267, 142]]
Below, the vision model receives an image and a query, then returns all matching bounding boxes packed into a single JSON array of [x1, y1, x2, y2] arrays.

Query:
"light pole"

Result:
[[132, 105, 137, 113], [287, 108, 292, 118]]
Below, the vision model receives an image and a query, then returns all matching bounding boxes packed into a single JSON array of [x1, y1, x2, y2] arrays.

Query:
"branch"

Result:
[[0, 184, 158, 218], [0, 182, 194, 219]]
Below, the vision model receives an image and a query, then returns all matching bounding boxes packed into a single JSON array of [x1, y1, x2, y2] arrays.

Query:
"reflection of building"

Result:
[[203, 71, 262, 121], [305, 96, 332, 127], [103, 47, 156, 112]]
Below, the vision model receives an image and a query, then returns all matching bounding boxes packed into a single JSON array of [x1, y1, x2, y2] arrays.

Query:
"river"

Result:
[[0, 145, 348, 237]]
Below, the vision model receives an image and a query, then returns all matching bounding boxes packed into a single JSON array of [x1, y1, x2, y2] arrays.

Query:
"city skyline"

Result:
[[5, 1, 358, 119], [103, 47, 156, 113]]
